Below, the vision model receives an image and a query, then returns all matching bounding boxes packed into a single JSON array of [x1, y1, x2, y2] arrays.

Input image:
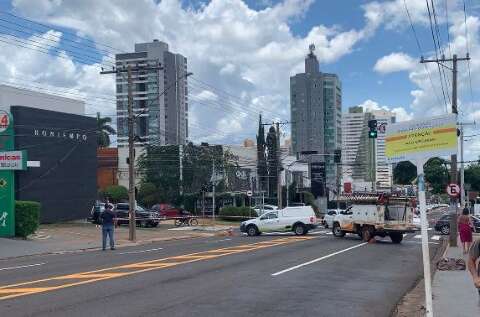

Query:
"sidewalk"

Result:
[[432, 243, 480, 316], [0, 221, 216, 260]]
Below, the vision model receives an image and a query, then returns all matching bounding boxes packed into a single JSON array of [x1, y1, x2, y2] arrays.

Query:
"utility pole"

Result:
[[421, 53, 470, 247], [179, 144, 183, 197], [212, 160, 216, 223], [275, 122, 282, 208], [101, 63, 163, 242]]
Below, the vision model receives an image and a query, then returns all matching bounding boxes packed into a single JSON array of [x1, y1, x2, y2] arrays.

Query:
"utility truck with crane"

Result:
[[332, 193, 418, 244]]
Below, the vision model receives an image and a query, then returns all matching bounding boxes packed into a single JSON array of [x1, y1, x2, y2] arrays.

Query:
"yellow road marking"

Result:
[[0, 236, 315, 301]]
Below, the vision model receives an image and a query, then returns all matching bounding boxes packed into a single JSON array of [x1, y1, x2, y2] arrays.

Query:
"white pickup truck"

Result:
[[240, 206, 317, 236], [332, 194, 417, 244]]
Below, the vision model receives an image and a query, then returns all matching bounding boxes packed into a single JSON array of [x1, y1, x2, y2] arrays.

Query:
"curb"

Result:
[[0, 233, 211, 261]]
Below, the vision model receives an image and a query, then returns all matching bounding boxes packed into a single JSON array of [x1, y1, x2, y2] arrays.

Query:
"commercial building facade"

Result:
[[290, 45, 342, 195]]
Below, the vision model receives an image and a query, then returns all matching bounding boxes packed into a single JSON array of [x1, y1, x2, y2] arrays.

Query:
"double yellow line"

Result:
[[0, 236, 314, 301]]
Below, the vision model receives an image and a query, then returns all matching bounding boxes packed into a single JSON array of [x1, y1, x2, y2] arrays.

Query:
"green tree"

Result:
[[465, 162, 480, 191], [101, 185, 128, 203], [393, 161, 417, 185], [137, 182, 159, 208], [424, 157, 449, 194], [97, 113, 116, 148]]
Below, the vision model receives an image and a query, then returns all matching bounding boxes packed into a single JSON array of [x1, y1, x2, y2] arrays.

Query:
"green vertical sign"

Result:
[[0, 110, 15, 237]]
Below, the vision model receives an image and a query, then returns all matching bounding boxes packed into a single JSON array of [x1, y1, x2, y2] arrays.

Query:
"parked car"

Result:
[[253, 204, 278, 216], [323, 207, 350, 229], [240, 206, 317, 236], [115, 203, 160, 227], [434, 214, 480, 235], [151, 203, 183, 219], [88, 202, 114, 224]]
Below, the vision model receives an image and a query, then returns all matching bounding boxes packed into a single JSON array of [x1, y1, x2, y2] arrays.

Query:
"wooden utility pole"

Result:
[[421, 53, 470, 247]]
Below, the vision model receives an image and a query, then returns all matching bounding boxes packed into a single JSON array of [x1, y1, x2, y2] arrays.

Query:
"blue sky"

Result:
[[0, 0, 479, 156]]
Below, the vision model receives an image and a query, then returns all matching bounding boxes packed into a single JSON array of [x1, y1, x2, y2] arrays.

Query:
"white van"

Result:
[[240, 206, 317, 236]]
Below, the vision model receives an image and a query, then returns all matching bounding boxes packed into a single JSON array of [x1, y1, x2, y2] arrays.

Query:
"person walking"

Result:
[[458, 207, 473, 254], [101, 203, 116, 251]]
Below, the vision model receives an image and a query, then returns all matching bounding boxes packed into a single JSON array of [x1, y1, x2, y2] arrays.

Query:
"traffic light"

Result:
[[334, 149, 341, 163], [368, 120, 378, 139]]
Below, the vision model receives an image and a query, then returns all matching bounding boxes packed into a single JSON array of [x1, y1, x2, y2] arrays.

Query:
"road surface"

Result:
[[0, 224, 444, 317]]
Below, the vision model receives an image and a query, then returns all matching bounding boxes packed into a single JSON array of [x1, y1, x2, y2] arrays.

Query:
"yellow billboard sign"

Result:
[[385, 114, 457, 163]]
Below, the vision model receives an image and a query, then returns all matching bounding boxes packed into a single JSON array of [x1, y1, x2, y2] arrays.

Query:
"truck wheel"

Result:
[[293, 223, 306, 235], [332, 223, 345, 237], [247, 225, 259, 237], [390, 232, 403, 244], [361, 226, 374, 242]]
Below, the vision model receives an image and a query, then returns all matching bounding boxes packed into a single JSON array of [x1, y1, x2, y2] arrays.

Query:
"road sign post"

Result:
[[0, 110, 15, 237], [386, 114, 458, 317]]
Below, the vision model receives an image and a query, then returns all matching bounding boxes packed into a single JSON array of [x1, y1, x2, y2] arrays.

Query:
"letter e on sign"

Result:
[[446, 183, 460, 197], [0, 111, 10, 133]]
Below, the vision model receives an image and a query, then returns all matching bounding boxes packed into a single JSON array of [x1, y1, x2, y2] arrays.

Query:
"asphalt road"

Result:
[[0, 218, 445, 317]]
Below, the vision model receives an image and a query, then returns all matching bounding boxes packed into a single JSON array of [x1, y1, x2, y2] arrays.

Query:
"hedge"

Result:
[[15, 201, 41, 238], [218, 206, 256, 221], [101, 185, 128, 203]]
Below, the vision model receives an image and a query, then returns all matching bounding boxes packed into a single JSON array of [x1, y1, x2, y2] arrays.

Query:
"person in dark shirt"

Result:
[[100, 204, 116, 251]]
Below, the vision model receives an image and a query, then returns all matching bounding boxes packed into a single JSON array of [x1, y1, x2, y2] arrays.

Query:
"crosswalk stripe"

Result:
[[414, 235, 422, 239]]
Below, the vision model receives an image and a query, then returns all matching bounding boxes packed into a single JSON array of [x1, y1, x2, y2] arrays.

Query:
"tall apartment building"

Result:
[[115, 40, 188, 187], [290, 45, 342, 193], [341, 107, 395, 191]]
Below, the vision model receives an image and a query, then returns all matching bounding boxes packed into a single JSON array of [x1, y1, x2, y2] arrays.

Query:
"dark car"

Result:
[[435, 214, 480, 235], [88, 202, 114, 224], [115, 203, 160, 227]]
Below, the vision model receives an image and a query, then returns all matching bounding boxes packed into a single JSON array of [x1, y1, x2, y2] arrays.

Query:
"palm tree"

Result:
[[97, 112, 116, 148]]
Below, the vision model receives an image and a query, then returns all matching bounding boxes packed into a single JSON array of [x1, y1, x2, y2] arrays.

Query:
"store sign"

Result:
[[34, 129, 88, 141], [385, 114, 457, 163], [0, 150, 27, 170], [0, 110, 15, 237]]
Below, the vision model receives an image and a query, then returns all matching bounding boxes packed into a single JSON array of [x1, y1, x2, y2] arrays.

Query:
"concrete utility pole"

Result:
[[212, 159, 216, 223], [421, 53, 470, 247], [275, 122, 282, 208], [179, 144, 184, 197]]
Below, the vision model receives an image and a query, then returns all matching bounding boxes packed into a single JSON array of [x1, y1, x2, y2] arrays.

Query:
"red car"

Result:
[[151, 204, 183, 219]]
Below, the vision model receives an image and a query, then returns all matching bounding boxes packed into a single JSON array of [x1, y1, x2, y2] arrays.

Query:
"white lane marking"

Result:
[[414, 235, 422, 239], [271, 243, 368, 277], [0, 262, 46, 271], [428, 228, 433, 231], [325, 232, 333, 235], [117, 247, 163, 255], [403, 234, 408, 238], [208, 238, 232, 243], [431, 235, 441, 241]]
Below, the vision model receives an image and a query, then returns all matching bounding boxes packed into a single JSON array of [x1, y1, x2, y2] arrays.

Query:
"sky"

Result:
[[0, 0, 479, 159]]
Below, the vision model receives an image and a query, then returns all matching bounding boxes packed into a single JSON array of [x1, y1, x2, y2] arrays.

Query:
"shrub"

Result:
[[219, 206, 256, 221], [137, 182, 158, 208], [15, 201, 40, 238], [303, 192, 320, 217], [101, 185, 128, 203]]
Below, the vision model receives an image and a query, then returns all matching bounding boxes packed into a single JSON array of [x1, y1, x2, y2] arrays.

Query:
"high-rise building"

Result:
[[341, 107, 395, 191], [290, 45, 342, 193], [115, 40, 188, 147], [115, 40, 188, 188]]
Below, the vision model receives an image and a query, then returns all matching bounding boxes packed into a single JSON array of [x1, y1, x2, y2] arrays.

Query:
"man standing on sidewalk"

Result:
[[100, 204, 116, 251], [467, 238, 480, 294]]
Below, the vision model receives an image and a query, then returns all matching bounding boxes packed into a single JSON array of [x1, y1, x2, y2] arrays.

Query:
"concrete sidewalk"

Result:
[[433, 244, 480, 316], [0, 222, 214, 259]]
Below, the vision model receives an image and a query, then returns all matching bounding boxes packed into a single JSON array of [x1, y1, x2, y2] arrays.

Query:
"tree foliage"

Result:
[[393, 161, 417, 185], [424, 157, 449, 194], [137, 143, 239, 206], [465, 162, 480, 191], [101, 185, 128, 203], [96, 113, 116, 148]]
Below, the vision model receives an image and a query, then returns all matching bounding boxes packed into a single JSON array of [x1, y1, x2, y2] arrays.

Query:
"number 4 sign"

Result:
[[446, 183, 460, 197], [0, 111, 10, 132]]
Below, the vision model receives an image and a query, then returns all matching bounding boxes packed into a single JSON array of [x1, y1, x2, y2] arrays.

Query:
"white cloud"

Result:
[[374, 52, 416, 74], [8, 0, 380, 144], [356, 99, 412, 122], [195, 90, 218, 101]]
